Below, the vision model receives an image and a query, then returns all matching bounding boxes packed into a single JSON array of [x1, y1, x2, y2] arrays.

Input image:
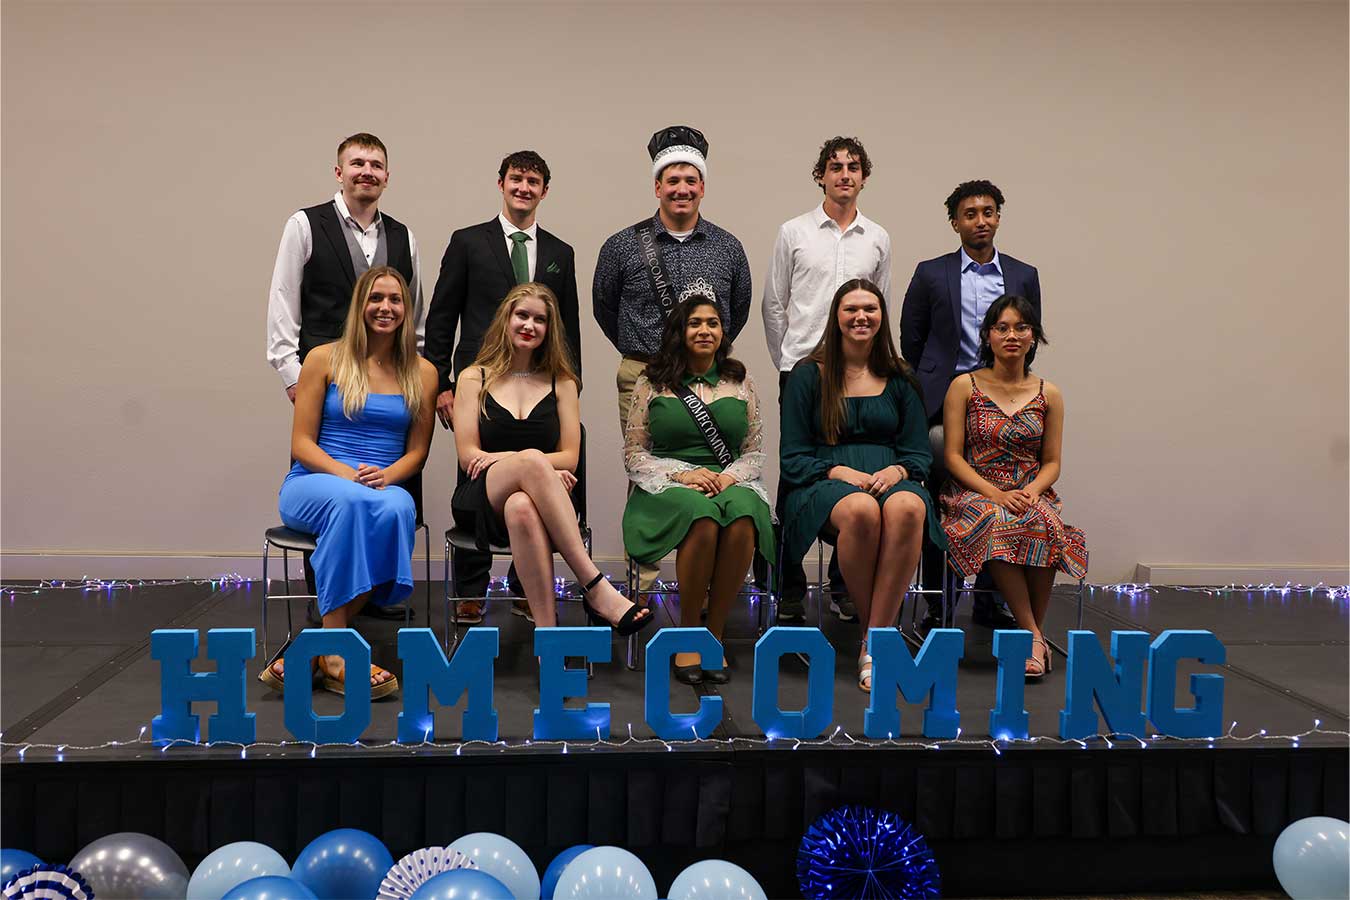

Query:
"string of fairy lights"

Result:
[[2, 575, 1347, 599], [2, 719, 1345, 763]]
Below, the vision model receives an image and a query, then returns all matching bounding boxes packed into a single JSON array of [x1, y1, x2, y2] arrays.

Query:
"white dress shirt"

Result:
[[761, 204, 891, 372], [498, 213, 539, 281], [267, 191, 425, 388]]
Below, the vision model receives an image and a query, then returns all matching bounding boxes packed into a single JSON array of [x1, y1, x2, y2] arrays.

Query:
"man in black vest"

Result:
[[424, 150, 581, 623], [266, 132, 424, 621]]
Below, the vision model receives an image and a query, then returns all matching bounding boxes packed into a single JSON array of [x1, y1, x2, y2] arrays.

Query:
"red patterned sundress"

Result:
[[941, 375, 1089, 579]]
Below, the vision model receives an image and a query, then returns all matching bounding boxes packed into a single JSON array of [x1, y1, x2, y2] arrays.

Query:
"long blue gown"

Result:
[[279, 383, 415, 615]]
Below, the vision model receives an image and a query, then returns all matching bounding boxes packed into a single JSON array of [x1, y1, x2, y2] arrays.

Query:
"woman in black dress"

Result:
[[451, 283, 652, 635]]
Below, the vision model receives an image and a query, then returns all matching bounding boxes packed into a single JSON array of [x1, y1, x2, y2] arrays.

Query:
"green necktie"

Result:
[[509, 231, 531, 284]]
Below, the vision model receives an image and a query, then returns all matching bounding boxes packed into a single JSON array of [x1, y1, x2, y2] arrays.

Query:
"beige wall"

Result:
[[3, 1, 1347, 583]]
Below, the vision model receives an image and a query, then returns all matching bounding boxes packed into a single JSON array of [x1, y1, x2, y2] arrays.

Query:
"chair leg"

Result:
[[816, 542, 826, 627], [421, 523, 431, 627], [261, 540, 271, 660], [281, 548, 295, 641], [626, 557, 638, 671], [1077, 577, 1086, 630], [450, 534, 461, 655]]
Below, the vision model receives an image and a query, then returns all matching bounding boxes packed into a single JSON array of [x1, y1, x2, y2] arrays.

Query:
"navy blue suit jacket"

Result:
[[899, 249, 1041, 420]]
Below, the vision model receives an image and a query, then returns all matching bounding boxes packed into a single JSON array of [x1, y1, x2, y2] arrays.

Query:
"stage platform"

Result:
[[3, 578, 1346, 897]]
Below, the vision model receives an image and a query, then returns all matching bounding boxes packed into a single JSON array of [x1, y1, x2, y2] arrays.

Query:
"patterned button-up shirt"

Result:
[[593, 213, 752, 357]]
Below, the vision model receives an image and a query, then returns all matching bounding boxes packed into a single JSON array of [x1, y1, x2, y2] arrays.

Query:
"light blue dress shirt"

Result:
[[956, 247, 1004, 371]]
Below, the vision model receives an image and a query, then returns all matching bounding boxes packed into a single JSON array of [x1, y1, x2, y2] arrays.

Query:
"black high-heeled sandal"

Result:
[[581, 572, 655, 637]]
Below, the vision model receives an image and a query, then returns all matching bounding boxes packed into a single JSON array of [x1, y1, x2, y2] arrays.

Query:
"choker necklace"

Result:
[[509, 369, 536, 378]]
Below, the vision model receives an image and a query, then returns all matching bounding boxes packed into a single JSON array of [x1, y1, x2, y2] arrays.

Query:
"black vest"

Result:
[[298, 202, 414, 361]]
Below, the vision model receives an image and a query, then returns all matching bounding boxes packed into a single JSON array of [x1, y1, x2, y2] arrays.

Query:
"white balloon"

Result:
[[446, 833, 540, 900], [554, 847, 657, 900], [666, 860, 766, 900]]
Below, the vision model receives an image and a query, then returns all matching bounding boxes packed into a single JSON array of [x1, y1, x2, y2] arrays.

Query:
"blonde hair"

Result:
[[472, 283, 579, 416], [329, 266, 424, 419]]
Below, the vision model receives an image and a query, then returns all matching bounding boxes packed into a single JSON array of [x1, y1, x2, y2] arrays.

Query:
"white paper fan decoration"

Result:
[[378, 846, 476, 899]]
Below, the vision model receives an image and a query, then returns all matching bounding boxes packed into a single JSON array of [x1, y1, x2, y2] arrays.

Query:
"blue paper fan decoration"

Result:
[[2, 864, 95, 900], [797, 805, 941, 899]]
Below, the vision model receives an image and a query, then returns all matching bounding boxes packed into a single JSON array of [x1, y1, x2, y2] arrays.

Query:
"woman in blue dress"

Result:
[[780, 279, 945, 692], [259, 265, 438, 699]]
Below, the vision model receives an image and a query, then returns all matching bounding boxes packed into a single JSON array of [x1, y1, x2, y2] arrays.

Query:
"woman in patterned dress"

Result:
[[941, 295, 1088, 680]]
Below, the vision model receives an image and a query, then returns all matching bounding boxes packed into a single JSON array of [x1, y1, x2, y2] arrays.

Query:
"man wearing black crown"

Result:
[[594, 125, 753, 591], [266, 131, 423, 622]]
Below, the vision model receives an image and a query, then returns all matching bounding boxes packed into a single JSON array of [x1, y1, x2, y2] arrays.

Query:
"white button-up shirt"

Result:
[[266, 191, 424, 388], [761, 204, 891, 372], [498, 213, 539, 282]]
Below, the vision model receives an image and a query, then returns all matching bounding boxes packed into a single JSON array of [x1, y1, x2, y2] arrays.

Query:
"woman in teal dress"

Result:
[[780, 278, 946, 692], [623, 293, 774, 684]]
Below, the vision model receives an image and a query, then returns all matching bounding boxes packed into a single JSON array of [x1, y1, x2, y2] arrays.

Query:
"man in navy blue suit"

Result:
[[900, 180, 1041, 633]]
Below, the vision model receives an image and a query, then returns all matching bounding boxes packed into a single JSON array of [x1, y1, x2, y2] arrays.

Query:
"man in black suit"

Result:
[[900, 180, 1041, 633], [424, 150, 581, 622]]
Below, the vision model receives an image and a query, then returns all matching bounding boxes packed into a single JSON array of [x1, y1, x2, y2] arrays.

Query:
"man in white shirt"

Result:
[[265, 132, 425, 620], [760, 136, 890, 622]]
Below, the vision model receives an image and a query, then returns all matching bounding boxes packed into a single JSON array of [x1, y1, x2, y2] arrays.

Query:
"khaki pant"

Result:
[[617, 356, 661, 593]]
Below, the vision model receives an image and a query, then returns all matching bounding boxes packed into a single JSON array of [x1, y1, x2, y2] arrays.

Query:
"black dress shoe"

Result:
[[971, 607, 1018, 629], [359, 602, 412, 621], [915, 613, 942, 639], [701, 668, 730, 684], [673, 663, 704, 685]]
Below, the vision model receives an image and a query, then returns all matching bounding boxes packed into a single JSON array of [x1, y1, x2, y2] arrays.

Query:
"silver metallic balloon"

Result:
[[70, 832, 191, 899]]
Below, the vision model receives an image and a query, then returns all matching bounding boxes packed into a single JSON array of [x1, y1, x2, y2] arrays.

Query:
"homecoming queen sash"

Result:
[[671, 383, 735, 469]]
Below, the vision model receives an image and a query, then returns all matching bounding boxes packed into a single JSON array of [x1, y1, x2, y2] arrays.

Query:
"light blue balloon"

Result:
[[0, 849, 43, 883], [446, 833, 539, 900], [666, 860, 766, 900], [541, 846, 592, 900], [554, 847, 657, 900], [188, 841, 291, 899], [410, 868, 513, 900], [291, 828, 393, 900], [222, 875, 317, 900], [1273, 816, 1349, 900]]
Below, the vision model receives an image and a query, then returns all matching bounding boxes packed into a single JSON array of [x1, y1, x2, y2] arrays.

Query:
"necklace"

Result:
[[509, 369, 536, 378]]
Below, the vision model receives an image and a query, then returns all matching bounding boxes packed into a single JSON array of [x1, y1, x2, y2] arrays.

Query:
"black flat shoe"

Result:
[[673, 663, 704, 685], [701, 668, 730, 685], [581, 573, 655, 638], [359, 602, 412, 621]]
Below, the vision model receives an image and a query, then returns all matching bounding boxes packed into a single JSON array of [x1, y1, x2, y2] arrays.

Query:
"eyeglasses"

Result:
[[989, 323, 1033, 336]]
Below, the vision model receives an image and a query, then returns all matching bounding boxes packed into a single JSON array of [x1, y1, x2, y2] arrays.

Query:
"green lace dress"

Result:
[[622, 366, 775, 564]]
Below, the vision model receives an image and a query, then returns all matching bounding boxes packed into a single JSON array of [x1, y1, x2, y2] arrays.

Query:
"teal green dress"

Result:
[[779, 362, 946, 567], [622, 367, 776, 564]]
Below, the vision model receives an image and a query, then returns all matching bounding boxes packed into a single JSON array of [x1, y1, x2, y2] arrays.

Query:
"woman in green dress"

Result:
[[780, 278, 946, 692], [623, 292, 775, 685]]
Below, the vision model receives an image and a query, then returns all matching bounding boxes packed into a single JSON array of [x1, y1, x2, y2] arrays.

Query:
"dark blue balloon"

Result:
[[409, 868, 512, 900], [0, 849, 43, 885], [796, 806, 941, 899], [291, 829, 393, 900], [223, 875, 318, 900], [540, 845, 593, 900]]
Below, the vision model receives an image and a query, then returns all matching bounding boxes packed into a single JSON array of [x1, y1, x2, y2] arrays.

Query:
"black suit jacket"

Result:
[[424, 218, 581, 392], [900, 249, 1041, 419]]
